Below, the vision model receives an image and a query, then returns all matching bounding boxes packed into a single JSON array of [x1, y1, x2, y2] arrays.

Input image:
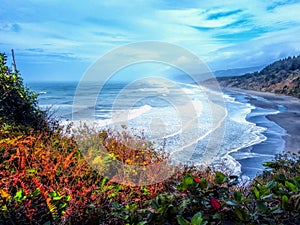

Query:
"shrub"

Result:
[[74, 125, 170, 186], [0, 128, 105, 224], [0, 124, 300, 224], [0, 125, 169, 224], [0, 53, 47, 130]]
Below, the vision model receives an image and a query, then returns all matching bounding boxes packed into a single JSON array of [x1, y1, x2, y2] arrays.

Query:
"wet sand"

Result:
[[228, 88, 300, 154]]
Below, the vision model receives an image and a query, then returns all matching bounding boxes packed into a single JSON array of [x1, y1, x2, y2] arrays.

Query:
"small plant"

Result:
[[177, 212, 207, 225], [75, 126, 169, 186]]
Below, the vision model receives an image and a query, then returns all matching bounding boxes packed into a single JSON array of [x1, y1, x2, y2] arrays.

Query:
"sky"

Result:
[[1, 0, 300, 81]]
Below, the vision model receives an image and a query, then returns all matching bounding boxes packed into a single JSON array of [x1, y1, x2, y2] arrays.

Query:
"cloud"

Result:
[[266, 0, 299, 11], [206, 9, 243, 20], [11, 23, 22, 32], [156, 8, 241, 28], [207, 27, 300, 70], [213, 26, 269, 43], [26, 48, 44, 53], [0, 23, 22, 32], [0, 0, 299, 81]]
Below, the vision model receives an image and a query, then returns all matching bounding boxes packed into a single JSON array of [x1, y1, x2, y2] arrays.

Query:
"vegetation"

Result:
[[1, 126, 299, 225], [0, 53, 300, 224], [0, 53, 48, 131], [218, 55, 300, 98]]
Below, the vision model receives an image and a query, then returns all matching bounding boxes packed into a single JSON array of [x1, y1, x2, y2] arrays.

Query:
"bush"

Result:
[[0, 126, 111, 224], [0, 125, 170, 224], [75, 125, 170, 186], [0, 53, 47, 130], [0, 122, 300, 224]]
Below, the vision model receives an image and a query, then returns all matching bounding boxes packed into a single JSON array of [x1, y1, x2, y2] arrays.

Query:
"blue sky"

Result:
[[1, 0, 300, 81]]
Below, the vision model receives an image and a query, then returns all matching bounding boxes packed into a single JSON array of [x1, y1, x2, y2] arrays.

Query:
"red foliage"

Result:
[[0, 128, 169, 224], [210, 198, 221, 211], [0, 130, 107, 224], [193, 177, 200, 183]]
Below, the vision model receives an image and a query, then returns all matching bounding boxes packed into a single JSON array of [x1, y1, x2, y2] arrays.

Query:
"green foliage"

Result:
[[214, 171, 227, 184], [0, 53, 47, 130], [219, 55, 300, 98], [177, 212, 207, 225]]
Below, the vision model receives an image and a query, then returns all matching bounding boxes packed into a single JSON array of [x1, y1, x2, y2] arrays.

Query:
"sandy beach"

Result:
[[228, 88, 300, 155]]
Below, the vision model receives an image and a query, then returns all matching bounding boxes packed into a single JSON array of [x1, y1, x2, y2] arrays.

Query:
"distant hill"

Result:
[[218, 56, 300, 98], [172, 66, 262, 84], [213, 66, 263, 77]]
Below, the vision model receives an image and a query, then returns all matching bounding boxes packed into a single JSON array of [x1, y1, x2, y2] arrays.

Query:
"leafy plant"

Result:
[[0, 53, 47, 130]]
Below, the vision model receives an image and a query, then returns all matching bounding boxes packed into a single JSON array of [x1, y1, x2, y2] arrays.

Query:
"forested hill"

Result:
[[218, 55, 300, 98]]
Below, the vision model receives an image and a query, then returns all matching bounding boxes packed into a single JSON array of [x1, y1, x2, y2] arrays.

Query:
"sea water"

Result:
[[27, 81, 285, 178]]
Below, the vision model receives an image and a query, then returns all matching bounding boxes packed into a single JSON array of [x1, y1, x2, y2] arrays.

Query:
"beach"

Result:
[[229, 88, 300, 155], [29, 81, 299, 178]]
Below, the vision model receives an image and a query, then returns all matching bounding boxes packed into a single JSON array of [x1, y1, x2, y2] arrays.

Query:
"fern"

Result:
[[46, 197, 59, 221]]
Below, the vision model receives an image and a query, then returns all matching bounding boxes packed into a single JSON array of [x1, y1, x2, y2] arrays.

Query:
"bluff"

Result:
[[218, 55, 300, 98]]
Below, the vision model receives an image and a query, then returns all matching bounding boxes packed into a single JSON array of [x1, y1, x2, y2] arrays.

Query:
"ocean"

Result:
[[27, 80, 286, 178]]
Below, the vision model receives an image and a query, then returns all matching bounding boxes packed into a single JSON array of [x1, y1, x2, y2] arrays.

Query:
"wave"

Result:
[[168, 101, 228, 165], [40, 104, 73, 108], [160, 101, 202, 140], [222, 90, 286, 177], [138, 87, 169, 95], [71, 104, 153, 128], [38, 81, 284, 178], [161, 100, 203, 140], [110, 104, 152, 124]]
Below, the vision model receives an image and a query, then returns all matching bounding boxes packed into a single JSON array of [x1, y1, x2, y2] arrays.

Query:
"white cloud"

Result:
[[0, 0, 299, 80], [208, 27, 300, 70]]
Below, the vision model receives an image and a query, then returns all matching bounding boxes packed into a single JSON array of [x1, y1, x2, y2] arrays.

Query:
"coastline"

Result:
[[226, 88, 300, 155]]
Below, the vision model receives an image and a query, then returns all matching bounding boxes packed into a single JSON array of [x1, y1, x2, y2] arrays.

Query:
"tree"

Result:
[[0, 53, 47, 130]]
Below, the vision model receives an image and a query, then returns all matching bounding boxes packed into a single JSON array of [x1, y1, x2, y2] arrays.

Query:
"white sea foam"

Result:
[[70, 104, 153, 128], [139, 87, 170, 95], [40, 104, 73, 109], [34, 81, 281, 178]]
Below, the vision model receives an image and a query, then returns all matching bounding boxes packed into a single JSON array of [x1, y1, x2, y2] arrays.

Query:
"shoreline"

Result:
[[226, 88, 300, 155]]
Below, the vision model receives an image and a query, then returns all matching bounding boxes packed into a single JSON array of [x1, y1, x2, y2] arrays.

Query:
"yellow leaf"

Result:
[[0, 189, 11, 200], [46, 197, 58, 217]]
